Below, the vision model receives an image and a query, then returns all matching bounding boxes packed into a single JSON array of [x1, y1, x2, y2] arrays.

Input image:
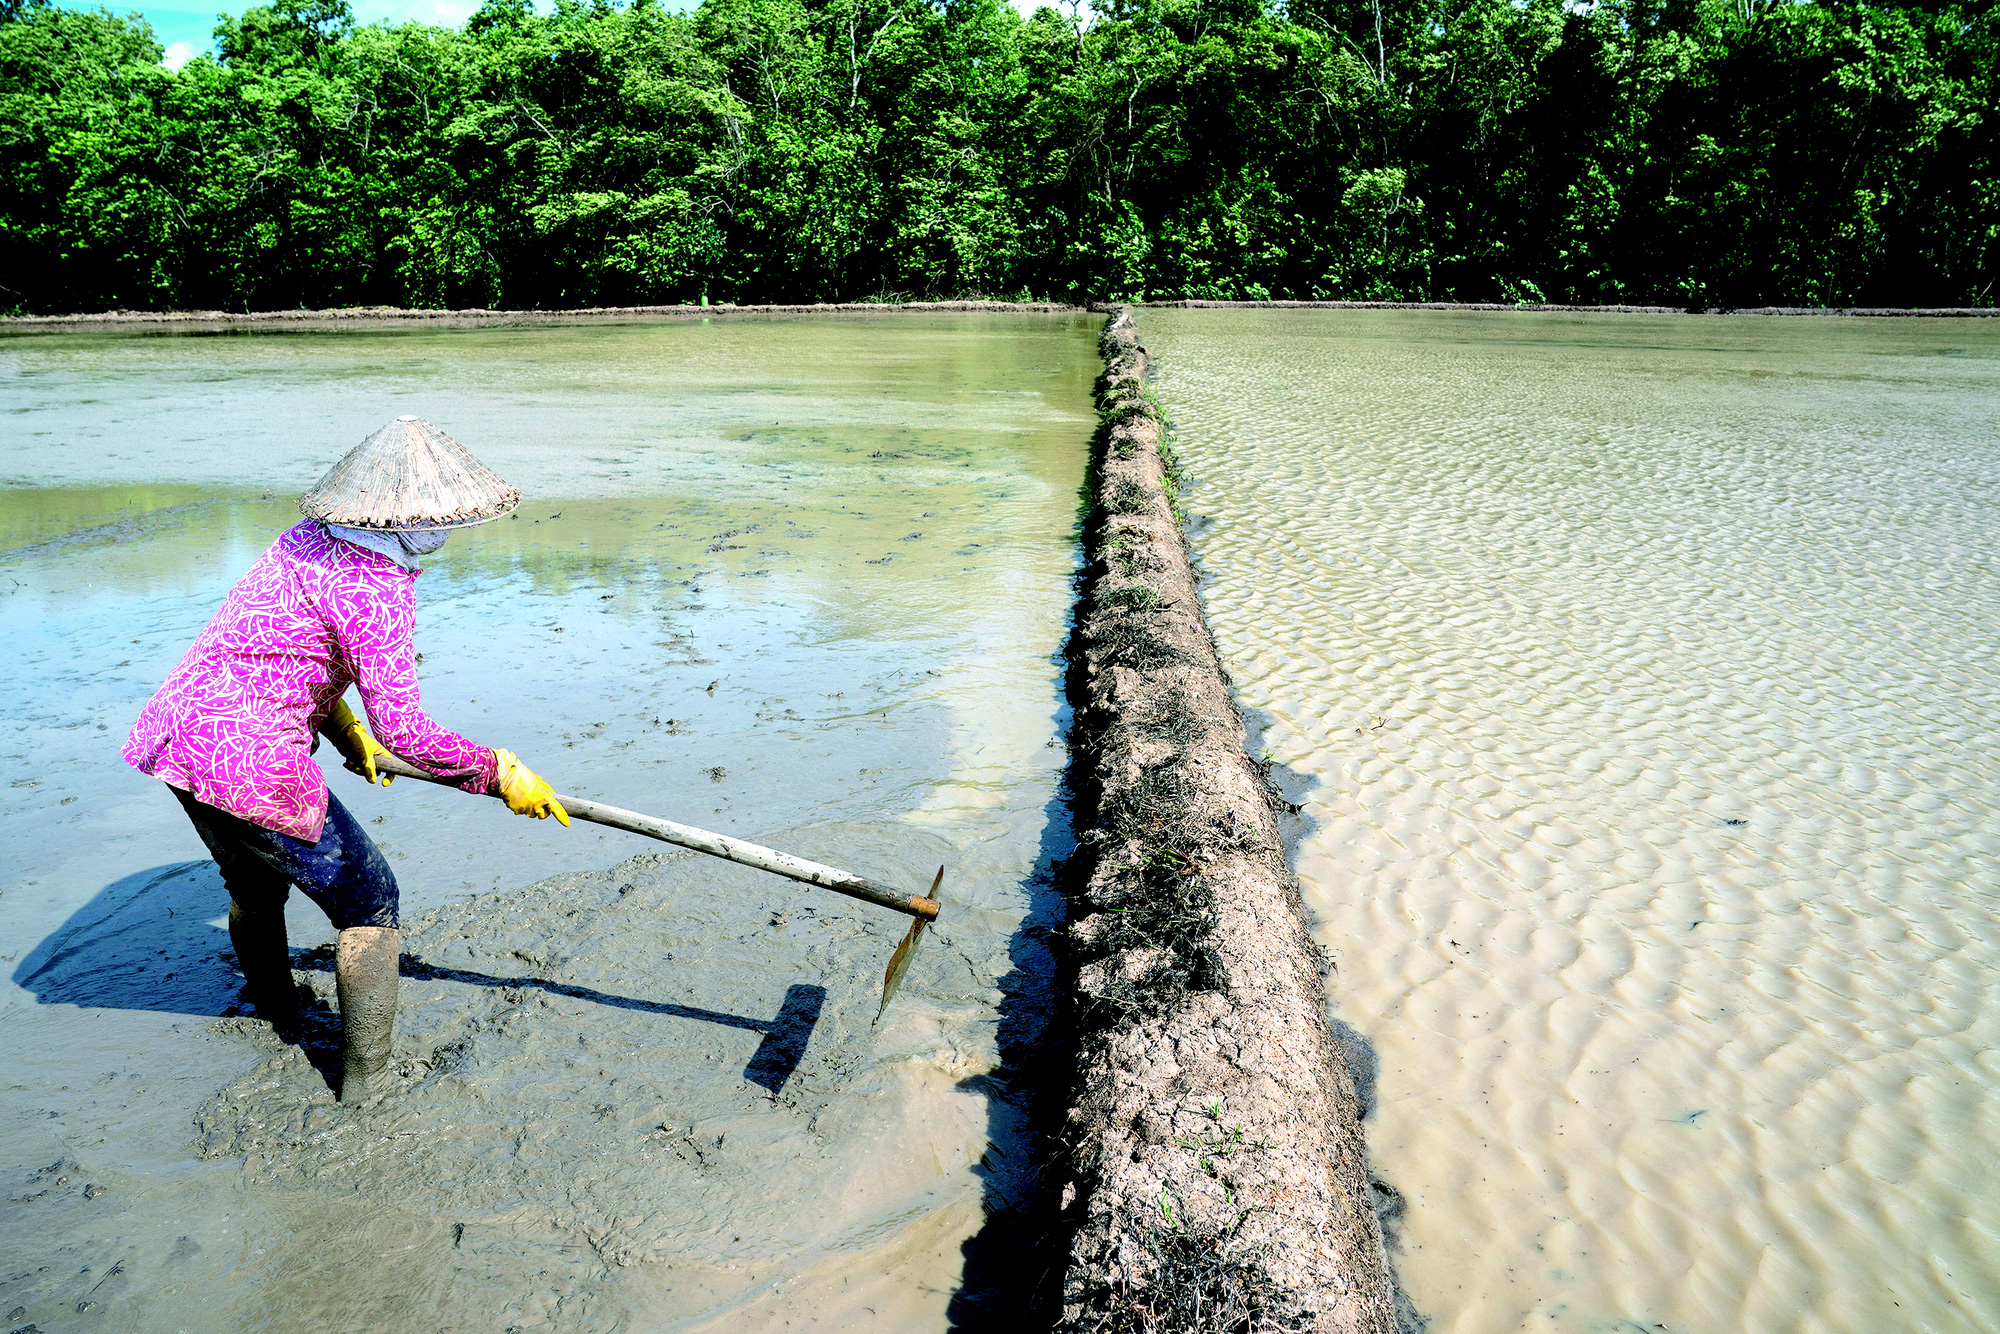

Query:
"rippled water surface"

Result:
[[0, 313, 1095, 1331], [1143, 309, 2000, 1334]]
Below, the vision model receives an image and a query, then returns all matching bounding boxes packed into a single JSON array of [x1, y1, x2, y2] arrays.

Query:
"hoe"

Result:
[[371, 753, 942, 1019]]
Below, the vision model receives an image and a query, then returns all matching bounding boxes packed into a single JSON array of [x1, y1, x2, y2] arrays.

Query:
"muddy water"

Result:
[[0, 313, 1095, 1331], [1143, 309, 2000, 1334]]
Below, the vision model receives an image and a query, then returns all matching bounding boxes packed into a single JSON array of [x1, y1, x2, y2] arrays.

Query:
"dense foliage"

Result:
[[2, 0, 1993, 311]]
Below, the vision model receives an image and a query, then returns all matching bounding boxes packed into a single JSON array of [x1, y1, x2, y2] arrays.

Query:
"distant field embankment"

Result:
[[1046, 309, 1399, 1332]]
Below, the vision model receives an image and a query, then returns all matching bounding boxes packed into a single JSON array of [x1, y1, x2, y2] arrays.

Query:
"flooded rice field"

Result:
[[0, 313, 1096, 1331], [1144, 308, 2000, 1334]]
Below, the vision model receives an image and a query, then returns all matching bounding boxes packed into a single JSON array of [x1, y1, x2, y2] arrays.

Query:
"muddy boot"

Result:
[[228, 899, 300, 1032], [335, 926, 399, 1104]]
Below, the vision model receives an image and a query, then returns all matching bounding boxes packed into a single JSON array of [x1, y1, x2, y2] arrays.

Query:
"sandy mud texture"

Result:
[[0, 299, 1083, 334], [1140, 299, 1999, 317], [1048, 310, 1397, 1331]]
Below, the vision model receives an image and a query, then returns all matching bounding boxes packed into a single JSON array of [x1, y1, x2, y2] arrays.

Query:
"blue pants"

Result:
[[173, 786, 400, 930]]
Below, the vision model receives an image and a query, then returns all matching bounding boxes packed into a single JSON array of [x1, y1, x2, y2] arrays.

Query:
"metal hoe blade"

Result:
[[877, 866, 944, 1023]]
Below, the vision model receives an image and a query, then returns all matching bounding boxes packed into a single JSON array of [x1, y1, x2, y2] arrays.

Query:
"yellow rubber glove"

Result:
[[324, 697, 394, 786], [493, 749, 569, 826]]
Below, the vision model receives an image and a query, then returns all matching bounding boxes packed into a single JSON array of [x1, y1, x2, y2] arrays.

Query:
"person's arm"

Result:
[[326, 570, 497, 795], [319, 696, 395, 786], [323, 565, 566, 822]]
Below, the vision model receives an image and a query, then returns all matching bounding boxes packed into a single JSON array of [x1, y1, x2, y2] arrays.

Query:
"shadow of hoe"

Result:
[[15, 861, 826, 1096]]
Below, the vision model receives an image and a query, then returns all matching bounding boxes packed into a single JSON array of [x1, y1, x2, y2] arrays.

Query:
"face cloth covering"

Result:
[[398, 528, 449, 557], [330, 525, 450, 570]]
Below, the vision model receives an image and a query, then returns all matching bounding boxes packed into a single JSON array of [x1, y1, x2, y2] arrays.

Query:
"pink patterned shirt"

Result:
[[124, 521, 498, 840]]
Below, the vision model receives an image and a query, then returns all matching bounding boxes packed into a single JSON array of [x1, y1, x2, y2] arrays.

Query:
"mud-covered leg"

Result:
[[335, 926, 399, 1104], [228, 897, 301, 1032]]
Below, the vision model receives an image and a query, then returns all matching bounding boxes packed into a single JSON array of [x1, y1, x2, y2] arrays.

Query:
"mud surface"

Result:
[[1047, 312, 1396, 1330], [16, 839, 993, 1330], [0, 311, 1096, 1331]]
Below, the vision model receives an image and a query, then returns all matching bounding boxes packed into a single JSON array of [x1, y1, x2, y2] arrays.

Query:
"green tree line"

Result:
[[2, 0, 1993, 312]]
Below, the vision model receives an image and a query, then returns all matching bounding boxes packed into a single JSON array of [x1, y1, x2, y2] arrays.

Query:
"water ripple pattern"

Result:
[[1143, 309, 2000, 1334]]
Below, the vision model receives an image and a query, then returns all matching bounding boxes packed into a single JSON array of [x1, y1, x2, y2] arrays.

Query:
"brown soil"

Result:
[[11, 298, 1985, 334], [1049, 309, 1398, 1331], [0, 300, 1084, 334]]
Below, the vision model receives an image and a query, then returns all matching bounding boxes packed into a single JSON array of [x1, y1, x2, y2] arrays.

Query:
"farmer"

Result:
[[123, 416, 566, 1104]]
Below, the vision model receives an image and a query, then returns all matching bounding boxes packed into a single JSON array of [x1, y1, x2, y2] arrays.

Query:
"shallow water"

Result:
[[0, 313, 1095, 1331], [1143, 309, 2000, 1334]]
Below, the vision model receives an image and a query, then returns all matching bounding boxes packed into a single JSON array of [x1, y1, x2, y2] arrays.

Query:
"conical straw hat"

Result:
[[299, 416, 521, 531]]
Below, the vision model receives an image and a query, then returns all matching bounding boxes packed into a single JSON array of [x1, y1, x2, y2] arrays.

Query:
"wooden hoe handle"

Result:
[[369, 752, 941, 923]]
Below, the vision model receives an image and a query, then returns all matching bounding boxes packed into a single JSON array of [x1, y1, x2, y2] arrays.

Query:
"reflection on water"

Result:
[[1145, 309, 2000, 1334], [0, 313, 1095, 1332]]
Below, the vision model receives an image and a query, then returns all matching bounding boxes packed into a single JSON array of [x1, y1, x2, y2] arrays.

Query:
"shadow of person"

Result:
[[12, 861, 244, 1017], [14, 861, 829, 1097], [10, 859, 352, 1089]]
